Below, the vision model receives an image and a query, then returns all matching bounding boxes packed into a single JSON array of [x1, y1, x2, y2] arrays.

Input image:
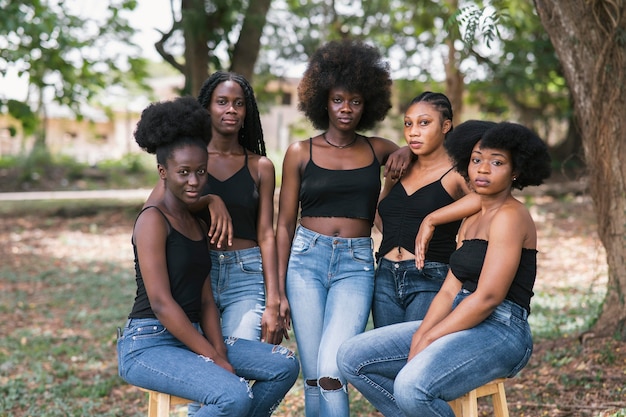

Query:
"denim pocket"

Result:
[[291, 234, 313, 254], [422, 261, 449, 281], [128, 323, 168, 340], [239, 256, 263, 274], [351, 246, 374, 264], [490, 307, 512, 326]]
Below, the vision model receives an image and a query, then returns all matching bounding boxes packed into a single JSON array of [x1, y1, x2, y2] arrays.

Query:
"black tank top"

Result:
[[449, 239, 537, 313], [203, 149, 259, 242], [377, 168, 461, 262], [129, 206, 212, 322], [299, 137, 381, 225]]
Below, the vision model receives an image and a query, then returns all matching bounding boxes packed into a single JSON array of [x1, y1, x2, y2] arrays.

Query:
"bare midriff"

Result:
[[300, 216, 372, 238], [211, 237, 257, 251], [382, 246, 415, 261]]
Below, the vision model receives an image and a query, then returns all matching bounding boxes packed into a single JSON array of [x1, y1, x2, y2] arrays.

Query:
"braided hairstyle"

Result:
[[134, 96, 211, 166], [197, 71, 266, 156], [298, 39, 392, 131], [408, 92, 454, 136]]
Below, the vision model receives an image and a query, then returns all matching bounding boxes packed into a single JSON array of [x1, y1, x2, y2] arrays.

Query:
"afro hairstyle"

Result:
[[134, 96, 211, 166], [445, 121, 552, 190], [297, 39, 392, 131]]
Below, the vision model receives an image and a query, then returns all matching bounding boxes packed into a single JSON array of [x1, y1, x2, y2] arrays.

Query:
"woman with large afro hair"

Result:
[[276, 39, 411, 417]]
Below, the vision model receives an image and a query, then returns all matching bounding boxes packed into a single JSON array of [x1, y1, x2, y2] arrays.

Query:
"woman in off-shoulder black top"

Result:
[[338, 120, 551, 417]]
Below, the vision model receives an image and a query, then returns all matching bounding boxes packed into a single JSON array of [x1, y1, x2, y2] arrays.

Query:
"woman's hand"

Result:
[[206, 195, 233, 248], [279, 296, 291, 341], [415, 216, 436, 270], [213, 353, 235, 373], [383, 146, 411, 180], [408, 331, 432, 362], [261, 302, 284, 345]]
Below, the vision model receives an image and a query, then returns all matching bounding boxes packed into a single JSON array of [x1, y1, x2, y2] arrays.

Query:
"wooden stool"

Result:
[[448, 378, 510, 417], [139, 388, 194, 417]]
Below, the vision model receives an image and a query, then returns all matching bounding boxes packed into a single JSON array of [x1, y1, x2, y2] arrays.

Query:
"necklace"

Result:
[[323, 132, 358, 149]]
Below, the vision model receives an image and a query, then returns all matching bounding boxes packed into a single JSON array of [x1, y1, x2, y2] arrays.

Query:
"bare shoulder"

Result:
[[491, 199, 536, 245], [367, 135, 401, 158]]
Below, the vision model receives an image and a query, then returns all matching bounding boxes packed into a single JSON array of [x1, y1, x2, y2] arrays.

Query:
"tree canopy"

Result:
[[0, 0, 149, 144]]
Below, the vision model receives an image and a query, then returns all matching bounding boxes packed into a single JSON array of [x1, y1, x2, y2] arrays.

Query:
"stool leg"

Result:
[[155, 392, 172, 417], [146, 391, 157, 417], [492, 382, 510, 417], [449, 398, 463, 417], [462, 389, 479, 417]]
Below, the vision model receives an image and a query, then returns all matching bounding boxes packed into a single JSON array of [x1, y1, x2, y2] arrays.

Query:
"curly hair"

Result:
[[408, 92, 454, 135], [445, 121, 551, 190], [134, 96, 211, 166], [298, 39, 392, 131], [197, 71, 266, 156]]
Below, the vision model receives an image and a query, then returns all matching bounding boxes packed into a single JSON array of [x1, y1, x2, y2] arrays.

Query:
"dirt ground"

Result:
[[1, 177, 625, 416]]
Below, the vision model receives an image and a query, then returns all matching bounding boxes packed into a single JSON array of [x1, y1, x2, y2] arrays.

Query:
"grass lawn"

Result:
[[0, 194, 624, 417]]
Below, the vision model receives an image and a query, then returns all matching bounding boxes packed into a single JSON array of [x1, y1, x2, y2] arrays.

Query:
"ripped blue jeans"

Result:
[[117, 318, 299, 417], [286, 225, 375, 417]]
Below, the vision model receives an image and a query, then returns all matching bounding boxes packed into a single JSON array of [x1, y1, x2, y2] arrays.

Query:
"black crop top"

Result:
[[129, 206, 212, 322], [299, 137, 381, 225], [449, 239, 537, 313], [202, 149, 259, 242], [377, 168, 461, 262]]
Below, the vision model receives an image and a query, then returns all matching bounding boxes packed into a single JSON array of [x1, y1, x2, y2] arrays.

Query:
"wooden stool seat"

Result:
[[139, 388, 194, 417], [448, 378, 510, 417]]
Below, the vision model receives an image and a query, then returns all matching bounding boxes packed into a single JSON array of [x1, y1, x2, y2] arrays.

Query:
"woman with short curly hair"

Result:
[[276, 39, 410, 417], [338, 120, 552, 417]]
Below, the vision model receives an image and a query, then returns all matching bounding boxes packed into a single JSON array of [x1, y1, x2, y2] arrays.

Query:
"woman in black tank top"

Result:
[[276, 39, 412, 417], [117, 97, 299, 416], [372, 92, 476, 328]]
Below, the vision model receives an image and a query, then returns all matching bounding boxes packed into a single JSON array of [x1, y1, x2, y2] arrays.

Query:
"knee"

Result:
[[271, 345, 300, 383], [318, 376, 345, 392], [213, 377, 253, 415], [393, 373, 428, 413], [336, 338, 358, 378]]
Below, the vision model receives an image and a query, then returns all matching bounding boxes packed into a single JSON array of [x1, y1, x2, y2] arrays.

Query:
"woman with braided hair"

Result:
[[195, 71, 286, 345]]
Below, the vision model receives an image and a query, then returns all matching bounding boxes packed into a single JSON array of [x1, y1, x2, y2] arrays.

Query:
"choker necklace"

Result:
[[323, 132, 358, 149]]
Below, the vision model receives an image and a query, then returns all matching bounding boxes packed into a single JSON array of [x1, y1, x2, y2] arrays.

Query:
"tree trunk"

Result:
[[230, 0, 272, 81], [182, 0, 210, 96], [533, 0, 626, 339]]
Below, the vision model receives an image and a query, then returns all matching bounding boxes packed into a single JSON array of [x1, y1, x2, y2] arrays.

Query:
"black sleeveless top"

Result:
[[203, 149, 259, 242], [377, 168, 461, 262], [449, 239, 537, 313], [299, 137, 381, 225], [129, 206, 212, 322]]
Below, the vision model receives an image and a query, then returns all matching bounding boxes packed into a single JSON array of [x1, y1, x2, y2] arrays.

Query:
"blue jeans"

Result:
[[117, 318, 299, 417], [373, 258, 448, 328], [189, 247, 267, 417], [337, 290, 533, 417], [286, 225, 375, 417], [212, 247, 265, 340]]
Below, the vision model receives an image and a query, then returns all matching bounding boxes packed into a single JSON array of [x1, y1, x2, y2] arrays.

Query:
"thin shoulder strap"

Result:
[[308, 137, 313, 161], [136, 206, 172, 230], [243, 147, 248, 166], [131, 206, 171, 244], [439, 167, 455, 181]]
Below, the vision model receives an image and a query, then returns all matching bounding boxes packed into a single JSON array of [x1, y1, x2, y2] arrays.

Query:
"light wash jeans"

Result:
[[189, 246, 267, 417], [117, 318, 299, 417], [211, 246, 265, 340], [338, 290, 533, 417], [286, 225, 375, 417], [373, 258, 448, 328]]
